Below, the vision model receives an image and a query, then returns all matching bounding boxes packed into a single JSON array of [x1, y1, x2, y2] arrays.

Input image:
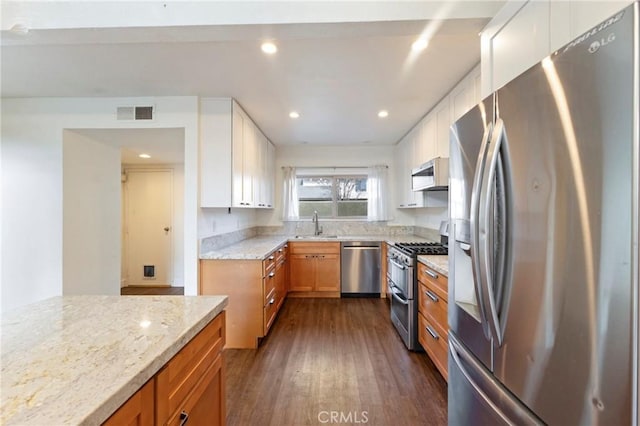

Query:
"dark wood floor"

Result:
[[120, 286, 184, 295], [225, 298, 448, 426]]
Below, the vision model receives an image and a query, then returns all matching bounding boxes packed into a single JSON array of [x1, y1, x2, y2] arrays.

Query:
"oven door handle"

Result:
[[388, 258, 406, 270], [390, 287, 410, 305]]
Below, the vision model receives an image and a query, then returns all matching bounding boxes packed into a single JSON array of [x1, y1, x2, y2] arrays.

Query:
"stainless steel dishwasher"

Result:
[[340, 241, 381, 297]]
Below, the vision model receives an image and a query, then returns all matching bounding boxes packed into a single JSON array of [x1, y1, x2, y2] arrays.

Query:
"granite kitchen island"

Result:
[[1, 295, 228, 425]]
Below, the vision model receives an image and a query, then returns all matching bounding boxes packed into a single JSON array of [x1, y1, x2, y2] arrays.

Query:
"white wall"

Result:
[[1, 96, 199, 312], [257, 144, 415, 226], [63, 130, 121, 295]]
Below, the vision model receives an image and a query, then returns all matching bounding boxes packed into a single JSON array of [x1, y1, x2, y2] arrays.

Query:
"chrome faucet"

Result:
[[312, 211, 323, 236]]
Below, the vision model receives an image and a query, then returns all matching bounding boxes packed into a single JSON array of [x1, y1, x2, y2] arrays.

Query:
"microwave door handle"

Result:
[[478, 118, 506, 347], [469, 122, 493, 341]]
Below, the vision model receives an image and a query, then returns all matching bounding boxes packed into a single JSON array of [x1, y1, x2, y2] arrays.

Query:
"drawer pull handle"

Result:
[[269, 272, 275, 278], [270, 297, 275, 305], [268, 255, 275, 260], [425, 269, 438, 279], [180, 410, 189, 426], [278, 248, 283, 252], [426, 325, 439, 340], [425, 290, 439, 302]]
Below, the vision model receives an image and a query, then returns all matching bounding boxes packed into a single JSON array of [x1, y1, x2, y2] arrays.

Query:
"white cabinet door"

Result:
[[253, 130, 265, 207], [422, 115, 437, 162], [550, 0, 632, 52], [242, 118, 256, 207], [395, 135, 425, 209], [252, 130, 274, 209], [451, 66, 481, 122], [395, 138, 409, 208], [491, 0, 550, 92], [435, 98, 452, 159], [231, 105, 245, 207], [265, 141, 275, 208], [200, 98, 232, 208]]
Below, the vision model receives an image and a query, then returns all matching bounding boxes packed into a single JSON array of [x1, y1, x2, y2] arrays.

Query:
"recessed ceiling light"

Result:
[[289, 111, 300, 119], [378, 110, 389, 118], [261, 42, 278, 54], [139, 153, 151, 159], [411, 38, 429, 52]]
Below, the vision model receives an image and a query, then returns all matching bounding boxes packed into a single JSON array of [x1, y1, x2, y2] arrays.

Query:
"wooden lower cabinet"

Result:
[[418, 311, 448, 380], [164, 353, 224, 426], [288, 242, 340, 296], [103, 379, 154, 426], [200, 242, 288, 348], [417, 261, 449, 381], [102, 312, 225, 426]]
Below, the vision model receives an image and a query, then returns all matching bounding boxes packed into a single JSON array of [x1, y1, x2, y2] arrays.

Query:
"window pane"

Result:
[[336, 177, 367, 200], [296, 175, 368, 218], [299, 201, 333, 217], [337, 200, 368, 216], [298, 177, 332, 201]]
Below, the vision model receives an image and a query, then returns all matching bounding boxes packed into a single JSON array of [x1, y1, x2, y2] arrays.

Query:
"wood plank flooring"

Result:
[[225, 298, 448, 426], [120, 286, 184, 295]]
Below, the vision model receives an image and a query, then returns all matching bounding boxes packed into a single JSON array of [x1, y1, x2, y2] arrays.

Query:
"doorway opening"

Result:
[[63, 127, 185, 296]]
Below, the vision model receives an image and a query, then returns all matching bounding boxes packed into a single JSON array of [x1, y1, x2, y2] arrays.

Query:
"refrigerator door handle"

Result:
[[470, 123, 493, 340], [478, 118, 507, 346], [449, 337, 510, 424]]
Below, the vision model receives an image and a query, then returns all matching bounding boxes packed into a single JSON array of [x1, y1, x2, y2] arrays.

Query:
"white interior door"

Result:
[[123, 169, 173, 286]]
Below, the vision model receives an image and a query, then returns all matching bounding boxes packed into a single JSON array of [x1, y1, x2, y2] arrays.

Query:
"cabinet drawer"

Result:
[[263, 269, 277, 305], [166, 352, 225, 426], [289, 242, 340, 255], [417, 263, 448, 301], [275, 244, 287, 262], [156, 312, 225, 424], [264, 291, 278, 333], [263, 252, 276, 275], [418, 282, 448, 332], [418, 312, 448, 381]]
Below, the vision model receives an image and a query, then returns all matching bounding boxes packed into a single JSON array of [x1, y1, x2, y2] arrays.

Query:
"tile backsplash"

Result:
[[201, 221, 442, 252]]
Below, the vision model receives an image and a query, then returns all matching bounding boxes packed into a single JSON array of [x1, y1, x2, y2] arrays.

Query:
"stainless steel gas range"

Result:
[[387, 241, 447, 350]]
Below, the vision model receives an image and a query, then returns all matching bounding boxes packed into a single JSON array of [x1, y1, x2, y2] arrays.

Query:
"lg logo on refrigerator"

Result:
[[588, 33, 616, 53]]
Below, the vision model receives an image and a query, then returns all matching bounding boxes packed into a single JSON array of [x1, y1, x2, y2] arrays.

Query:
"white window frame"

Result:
[[297, 174, 368, 219]]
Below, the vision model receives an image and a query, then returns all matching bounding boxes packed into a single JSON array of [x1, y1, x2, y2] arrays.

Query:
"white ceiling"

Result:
[[1, 2, 503, 149]]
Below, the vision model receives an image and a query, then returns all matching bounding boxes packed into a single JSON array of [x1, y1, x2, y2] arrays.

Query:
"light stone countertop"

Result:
[[418, 255, 449, 277], [200, 234, 434, 260], [1, 295, 228, 425]]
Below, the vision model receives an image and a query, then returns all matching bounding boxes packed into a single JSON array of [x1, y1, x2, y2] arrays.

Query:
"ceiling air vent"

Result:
[[116, 106, 154, 121]]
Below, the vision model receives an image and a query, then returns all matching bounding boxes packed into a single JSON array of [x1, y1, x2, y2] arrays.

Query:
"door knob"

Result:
[[164, 227, 170, 232]]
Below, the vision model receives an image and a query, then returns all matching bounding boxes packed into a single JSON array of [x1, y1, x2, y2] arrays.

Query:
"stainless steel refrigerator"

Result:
[[448, 3, 639, 424]]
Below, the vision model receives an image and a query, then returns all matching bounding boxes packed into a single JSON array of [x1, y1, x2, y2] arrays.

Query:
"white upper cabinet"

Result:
[[395, 135, 426, 209], [550, 1, 632, 52], [394, 65, 480, 209], [200, 98, 275, 209], [491, 0, 550, 92], [483, 0, 633, 94], [450, 66, 482, 122], [434, 97, 452, 159]]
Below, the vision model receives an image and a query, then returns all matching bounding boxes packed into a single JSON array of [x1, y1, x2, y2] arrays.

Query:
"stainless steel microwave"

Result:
[[411, 157, 449, 191]]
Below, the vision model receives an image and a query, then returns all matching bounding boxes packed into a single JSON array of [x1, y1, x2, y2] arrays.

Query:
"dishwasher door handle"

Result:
[[342, 246, 381, 250]]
